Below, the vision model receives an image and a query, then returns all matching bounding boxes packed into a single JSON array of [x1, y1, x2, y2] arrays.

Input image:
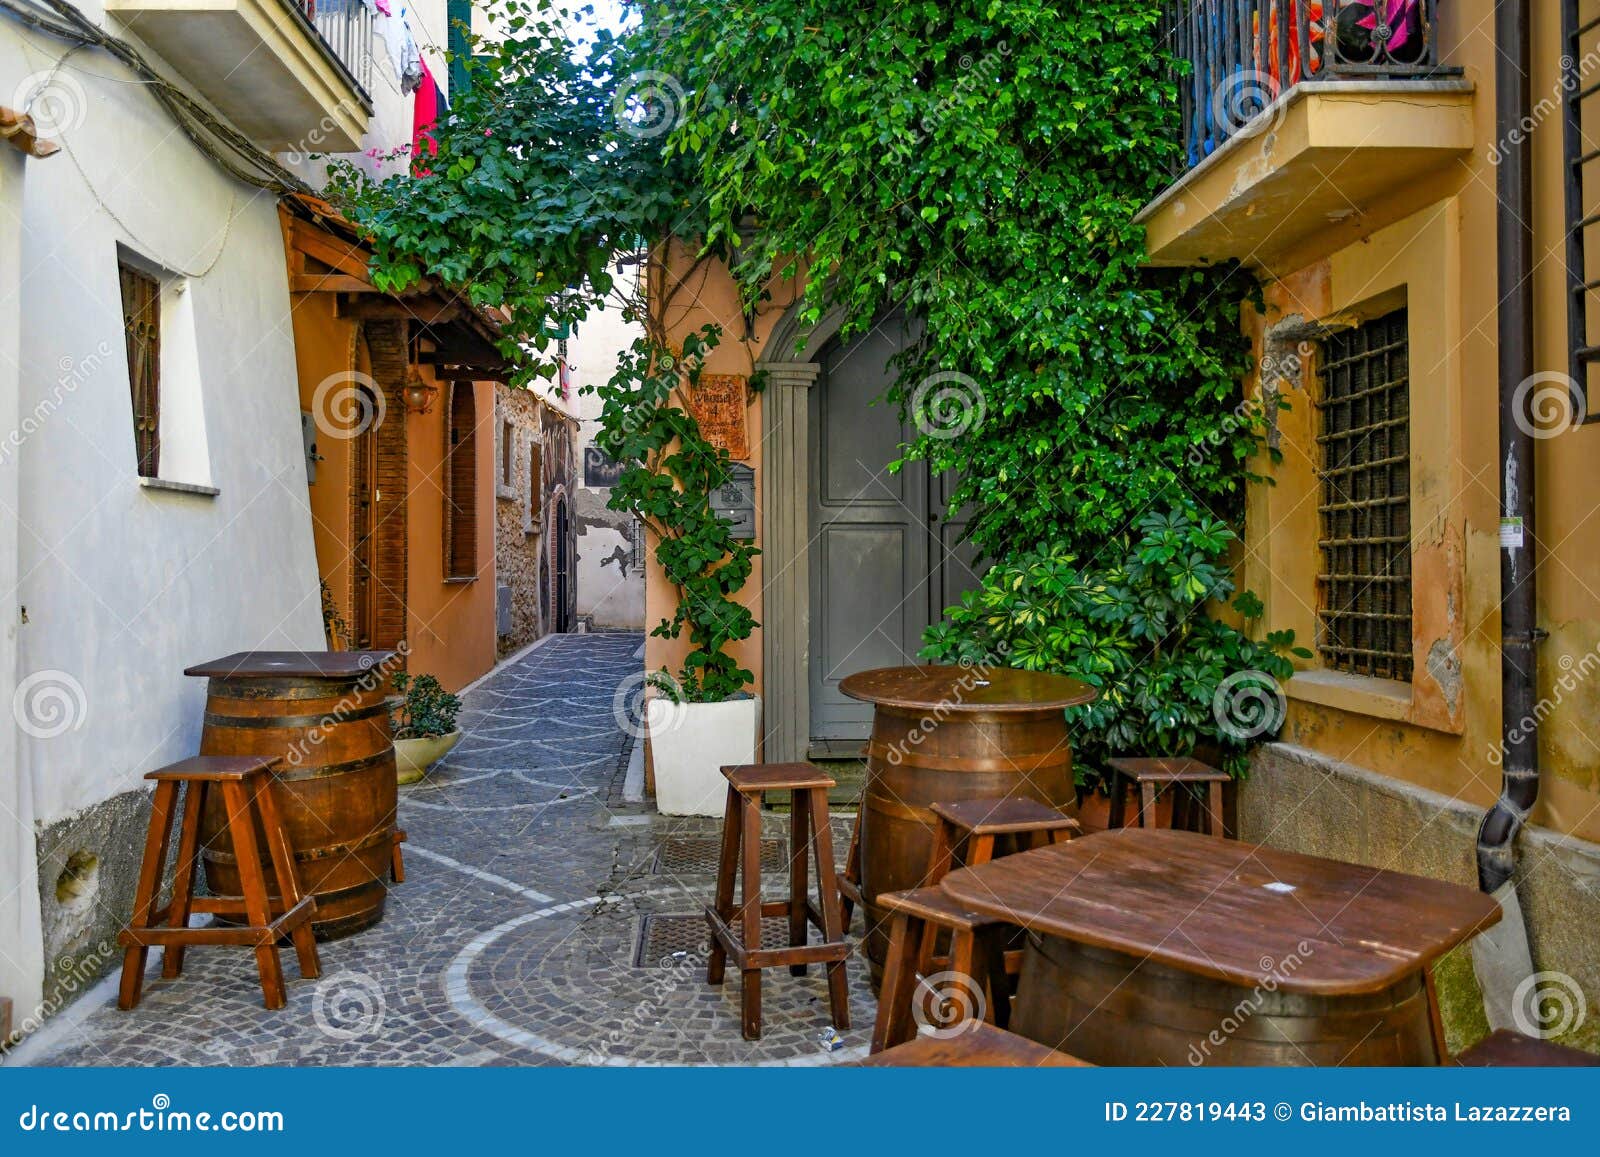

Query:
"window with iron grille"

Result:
[[1316, 307, 1413, 681], [118, 262, 161, 478]]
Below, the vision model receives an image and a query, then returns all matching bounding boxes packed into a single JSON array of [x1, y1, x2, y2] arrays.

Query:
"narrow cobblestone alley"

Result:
[[13, 633, 873, 1067]]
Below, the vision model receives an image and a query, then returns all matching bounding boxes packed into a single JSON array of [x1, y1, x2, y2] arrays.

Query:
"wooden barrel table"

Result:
[[940, 829, 1503, 1066], [837, 665, 1096, 977], [185, 651, 399, 940]]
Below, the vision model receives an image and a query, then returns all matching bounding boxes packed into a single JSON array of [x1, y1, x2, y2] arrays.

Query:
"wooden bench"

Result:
[[1455, 1029, 1600, 1066], [856, 1022, 1090, 1067]]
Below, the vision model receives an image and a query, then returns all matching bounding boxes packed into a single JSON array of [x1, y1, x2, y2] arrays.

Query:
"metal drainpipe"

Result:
[[1478, 0, 1542, 894]]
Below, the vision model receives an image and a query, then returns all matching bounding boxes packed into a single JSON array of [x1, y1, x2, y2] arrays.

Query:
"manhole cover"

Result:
[[634, 912, 798, 968], [652, 836, 786, 875]]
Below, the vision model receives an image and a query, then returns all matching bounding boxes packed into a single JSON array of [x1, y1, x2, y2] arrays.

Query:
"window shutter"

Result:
[[529, 440, 543, 523], [445, 381, 478, 578], [118, 263, 161, 478]]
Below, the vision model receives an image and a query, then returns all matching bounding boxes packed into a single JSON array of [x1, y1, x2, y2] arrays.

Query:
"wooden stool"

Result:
[[872, 886, 1016, 1053], [838, 809, 862, 932], [924, 797, 1080, 884], [118, 756, 320, 1011], [1105, 756, 1230, 837], [856, 1021, 1090, 1067], [390, 827, 408, 883], [1455, 1029, 1600, 1067], [706, 763, 850, 1040]]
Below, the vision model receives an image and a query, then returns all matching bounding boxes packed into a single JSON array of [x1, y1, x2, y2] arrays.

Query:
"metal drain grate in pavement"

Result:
[[633, 913, 797, 968], [652, 836, 786, 875]]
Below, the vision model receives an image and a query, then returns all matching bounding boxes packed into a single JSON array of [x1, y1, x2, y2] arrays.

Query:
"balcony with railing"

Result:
[[106, 0, 374, 152], [1138, 1, 1475, 268]]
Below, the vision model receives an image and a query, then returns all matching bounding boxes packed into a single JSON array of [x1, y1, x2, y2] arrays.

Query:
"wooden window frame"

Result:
[[443, 381, 479, 581], [118, 261, 161, 478]]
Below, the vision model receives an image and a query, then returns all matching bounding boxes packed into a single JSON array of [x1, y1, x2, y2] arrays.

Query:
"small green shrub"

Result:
[[920, 503, 1309, 786], [390, 673, 463, 740]]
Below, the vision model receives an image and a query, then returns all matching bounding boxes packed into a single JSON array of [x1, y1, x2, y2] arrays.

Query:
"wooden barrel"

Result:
[[186, 651, 398, 940], [839, 665, 1096, 976], [1010, 935, 1443, 1066]]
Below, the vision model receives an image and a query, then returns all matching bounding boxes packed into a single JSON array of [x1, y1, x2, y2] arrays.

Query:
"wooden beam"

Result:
[[291, 273, 380, 295], [287, 218, 372, 281], [336, 296, 461, 325]]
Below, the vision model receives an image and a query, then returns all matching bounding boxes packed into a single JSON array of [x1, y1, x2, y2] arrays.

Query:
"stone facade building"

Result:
[[494, 382, 577, 655]]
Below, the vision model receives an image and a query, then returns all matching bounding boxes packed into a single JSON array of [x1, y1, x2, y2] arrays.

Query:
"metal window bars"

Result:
[[1315, 308, 1414, 682], [1563, 0, 1600, 423], [292, 0, 374, 96], [1163, 1, 1448, 171]]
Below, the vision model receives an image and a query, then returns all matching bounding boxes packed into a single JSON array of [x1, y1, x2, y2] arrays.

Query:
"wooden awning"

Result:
[[280, 192, 516, 381]]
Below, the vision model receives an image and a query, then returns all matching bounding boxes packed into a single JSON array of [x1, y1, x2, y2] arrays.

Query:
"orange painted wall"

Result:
[[288, 291, 496, 694]]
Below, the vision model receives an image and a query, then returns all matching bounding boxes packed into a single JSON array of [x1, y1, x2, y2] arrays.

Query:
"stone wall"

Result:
[[1243, 742, 1600, 1050], [494, 385, 576, 655]]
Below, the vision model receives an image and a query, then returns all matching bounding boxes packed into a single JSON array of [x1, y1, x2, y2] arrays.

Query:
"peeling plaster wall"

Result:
[[568, 303, 645, 629]]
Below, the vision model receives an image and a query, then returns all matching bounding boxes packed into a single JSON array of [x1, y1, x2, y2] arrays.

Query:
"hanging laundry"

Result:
[[412, 57, 440, 174], [378, 4, 424, 94]]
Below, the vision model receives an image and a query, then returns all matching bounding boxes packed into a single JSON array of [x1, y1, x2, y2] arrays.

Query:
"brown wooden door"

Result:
[[349, 386, 379, 650]]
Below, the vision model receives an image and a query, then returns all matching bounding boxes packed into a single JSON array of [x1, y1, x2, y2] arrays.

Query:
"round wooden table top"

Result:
[[837, 664, 1097, 714], [185, 650, 396, 680]]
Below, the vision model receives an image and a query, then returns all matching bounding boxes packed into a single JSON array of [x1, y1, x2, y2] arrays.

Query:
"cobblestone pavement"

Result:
[[16, 632, 874, 1066]]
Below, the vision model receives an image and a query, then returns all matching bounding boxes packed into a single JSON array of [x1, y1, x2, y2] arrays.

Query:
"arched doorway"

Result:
[[757, 304, 982, 759]]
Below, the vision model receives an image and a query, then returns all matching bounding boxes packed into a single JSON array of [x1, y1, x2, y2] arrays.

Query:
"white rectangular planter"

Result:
[[649, 695, 761, 817]]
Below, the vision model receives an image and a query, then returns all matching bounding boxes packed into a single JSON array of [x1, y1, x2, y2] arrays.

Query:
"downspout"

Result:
[[1477, 0, 1541, 894]]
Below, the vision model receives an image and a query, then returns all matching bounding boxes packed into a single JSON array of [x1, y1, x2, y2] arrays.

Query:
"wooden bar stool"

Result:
[[924, 797, 1080, 884], [871, 886, 1016, 1053], [118, 756, 320, 1012], [856, 1022, 1090, 1067], [705, 763, 851, 1040], [838, 810, 862, 932], [1105, 756, 1230, 837], [1454, 1029, 1600, 1067]]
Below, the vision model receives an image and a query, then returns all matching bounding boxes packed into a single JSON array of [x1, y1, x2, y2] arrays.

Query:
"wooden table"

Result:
[[186, 650, 399, 939], [837, 664, 1096, 976], [940, 828, 1502, 1066]]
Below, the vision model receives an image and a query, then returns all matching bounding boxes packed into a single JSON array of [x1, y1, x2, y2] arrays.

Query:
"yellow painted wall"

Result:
[[289, 291, 497, 694], [1232, 0, 1600, 841]]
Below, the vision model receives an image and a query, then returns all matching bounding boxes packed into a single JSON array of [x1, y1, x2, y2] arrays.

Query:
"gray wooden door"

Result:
[[807, 320, 984, 745]]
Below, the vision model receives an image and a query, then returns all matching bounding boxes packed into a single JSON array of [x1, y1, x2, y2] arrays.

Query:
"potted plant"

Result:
[[597, 328, 764, 817], [921, 504, 1309, 832], [389, 672, 464, 785]]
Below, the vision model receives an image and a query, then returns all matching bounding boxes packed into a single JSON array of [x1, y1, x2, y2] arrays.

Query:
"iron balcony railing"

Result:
[[292, 0, 374, 95], [1164, 1, 1449, 170]]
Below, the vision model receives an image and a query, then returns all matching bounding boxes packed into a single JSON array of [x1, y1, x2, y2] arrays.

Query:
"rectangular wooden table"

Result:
[[938, 828, 1501, 1066]]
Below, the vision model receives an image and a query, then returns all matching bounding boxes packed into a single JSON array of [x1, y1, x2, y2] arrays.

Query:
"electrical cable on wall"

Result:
[[0, 0, 312, 194]]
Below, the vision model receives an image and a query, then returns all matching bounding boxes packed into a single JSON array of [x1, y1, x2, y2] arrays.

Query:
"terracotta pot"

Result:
[[395, 729, 463, 785], [1075, 782, 1174, 834]]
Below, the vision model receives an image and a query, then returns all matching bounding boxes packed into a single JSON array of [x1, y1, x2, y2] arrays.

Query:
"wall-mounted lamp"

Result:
[[403, 374, 438, 415]]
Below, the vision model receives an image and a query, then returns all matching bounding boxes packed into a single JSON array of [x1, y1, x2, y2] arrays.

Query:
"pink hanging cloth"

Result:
[[411, 58, 440, 175]]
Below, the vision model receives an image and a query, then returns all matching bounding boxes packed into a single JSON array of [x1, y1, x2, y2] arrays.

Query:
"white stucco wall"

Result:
[[2, 12, 323, 1016], [0, 144, 45, 1024], [282, 0, 452, 187], [568, 301, 645, 629]]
